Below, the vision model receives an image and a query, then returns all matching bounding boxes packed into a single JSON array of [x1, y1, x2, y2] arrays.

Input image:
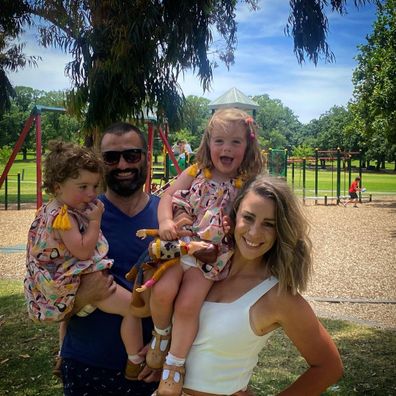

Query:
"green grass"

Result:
[[1, 280, 395, 395], [0, 280, 62, 396], [1, 155, 395, 205]]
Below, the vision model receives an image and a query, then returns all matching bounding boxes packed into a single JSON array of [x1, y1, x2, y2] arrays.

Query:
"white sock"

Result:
[[154, 325, 171, 336], [165, 352, 185, 367], [128, 354, 145, 364], [162, 353, 185, 382]]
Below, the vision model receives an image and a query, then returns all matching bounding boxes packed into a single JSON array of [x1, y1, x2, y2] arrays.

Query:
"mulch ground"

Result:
[[1, 196, 395, 330]]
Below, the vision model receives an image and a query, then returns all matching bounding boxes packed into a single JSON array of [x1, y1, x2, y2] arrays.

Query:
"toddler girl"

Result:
[[24, 141, 144, 380]]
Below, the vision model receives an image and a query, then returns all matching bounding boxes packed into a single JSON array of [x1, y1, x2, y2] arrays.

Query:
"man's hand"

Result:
[[136, 344, 161, 382], [73, 271, 116, 313]]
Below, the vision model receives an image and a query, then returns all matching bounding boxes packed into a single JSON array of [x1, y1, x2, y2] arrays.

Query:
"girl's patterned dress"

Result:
[[24, 200, 113, 322], [172, 165, 241, 281]]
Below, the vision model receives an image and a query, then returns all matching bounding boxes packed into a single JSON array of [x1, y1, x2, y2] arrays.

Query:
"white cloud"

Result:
[[8, 38, 72, 92]]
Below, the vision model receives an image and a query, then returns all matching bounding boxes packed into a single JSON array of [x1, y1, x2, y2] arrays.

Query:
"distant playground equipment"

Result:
[[265, 148, 288, 177], [0, 106, 184, 209], [145, 123, 192, 196], [287, 148, 370, 205], [0, 105, 66, 209]]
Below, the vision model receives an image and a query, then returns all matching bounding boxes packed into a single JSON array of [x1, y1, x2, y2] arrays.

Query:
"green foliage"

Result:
[[180, 95, 211, 148], [0, 87, 83, 150], [0, 280, 62, 396], [30, 0, 258, 135], [0, 145, 12, 165], [0, 1, 40, 116], [286, 0, 370, 65], [292, 145, 314, 158], [253, 94, 302, 149], [350, 0, 396, 146], [302, 106, 354, 151]]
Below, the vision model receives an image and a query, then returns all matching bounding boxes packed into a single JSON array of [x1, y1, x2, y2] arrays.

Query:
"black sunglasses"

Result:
[[102, 148, 146, 165]]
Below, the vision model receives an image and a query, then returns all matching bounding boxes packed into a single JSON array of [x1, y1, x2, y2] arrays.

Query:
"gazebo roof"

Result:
[[208, 87, 259, 110]]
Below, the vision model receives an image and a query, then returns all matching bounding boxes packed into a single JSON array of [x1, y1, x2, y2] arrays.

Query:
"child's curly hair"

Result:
[[195, 108, 263, 180], [43, 140, 104, 195]]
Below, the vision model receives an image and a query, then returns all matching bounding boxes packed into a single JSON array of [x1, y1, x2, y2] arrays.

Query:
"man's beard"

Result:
[[105, 166, 147, 197]]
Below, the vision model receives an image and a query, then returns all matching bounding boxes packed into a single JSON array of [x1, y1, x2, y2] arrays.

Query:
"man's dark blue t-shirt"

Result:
[[61, 194, 160, 370]]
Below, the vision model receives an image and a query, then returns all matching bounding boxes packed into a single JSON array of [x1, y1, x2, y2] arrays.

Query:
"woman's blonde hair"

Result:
[[43, 140, 104, 195], [195, 108, 263, 180], [232, 175, 313, 294]]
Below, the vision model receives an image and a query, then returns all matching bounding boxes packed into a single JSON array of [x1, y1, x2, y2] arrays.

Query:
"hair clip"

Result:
[[245, 117, 255, 140]]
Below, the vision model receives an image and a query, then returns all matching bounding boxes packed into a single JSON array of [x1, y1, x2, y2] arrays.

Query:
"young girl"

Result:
[[24, 141, 144, 380], [146, 109, 263, 395]]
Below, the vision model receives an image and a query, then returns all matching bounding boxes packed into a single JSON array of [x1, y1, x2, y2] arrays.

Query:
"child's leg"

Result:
[[95, 284, 143, 356], [157, 268, 213, 395], [150, 263, 184, 329], [59, 321, 67, 351], [146, 263, 184, 369], [168, 267, 213, 359]]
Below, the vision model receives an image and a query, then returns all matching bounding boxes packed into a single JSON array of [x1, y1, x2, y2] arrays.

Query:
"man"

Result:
[[61, 122, 160, 395]]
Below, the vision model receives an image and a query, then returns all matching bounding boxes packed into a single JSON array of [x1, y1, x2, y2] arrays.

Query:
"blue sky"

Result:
[[8, 1, 378, 124]]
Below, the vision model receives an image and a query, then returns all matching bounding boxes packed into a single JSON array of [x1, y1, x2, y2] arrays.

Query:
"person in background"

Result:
[[60, 122, 160, 395], [182, 175, 343, 396], [344, 176, 361, 207]]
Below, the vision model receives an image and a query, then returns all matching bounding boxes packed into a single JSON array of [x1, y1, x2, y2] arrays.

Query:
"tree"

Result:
[[0, 86, 82, 151], [350, 0, 396, 146], [27, 0, 372, 140], [180, 96, 211, 148], [253, 94, 302, 149], [0, 0, 39, 116]]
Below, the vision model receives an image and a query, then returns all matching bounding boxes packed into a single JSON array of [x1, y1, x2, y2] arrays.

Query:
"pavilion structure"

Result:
[[208, 87, 259, 117]]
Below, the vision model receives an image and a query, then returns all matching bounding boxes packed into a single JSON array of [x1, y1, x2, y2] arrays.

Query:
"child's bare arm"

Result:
[[158, 170, 194, 240], [59, 200, 104, 260]]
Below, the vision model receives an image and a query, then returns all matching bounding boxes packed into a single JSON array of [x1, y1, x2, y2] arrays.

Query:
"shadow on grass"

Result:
[[1, 281, 395, 395], [0, 281, 62, 396], [247, 320, 395, 395]]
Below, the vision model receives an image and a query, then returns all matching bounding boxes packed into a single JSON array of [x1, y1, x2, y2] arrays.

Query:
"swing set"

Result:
[[287, 148, 365, 205], [0, 106, 184, 209]]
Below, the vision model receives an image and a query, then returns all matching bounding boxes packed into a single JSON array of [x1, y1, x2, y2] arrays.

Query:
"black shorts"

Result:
[[349, 192, 358, 199], [62, 358, 158, 396]]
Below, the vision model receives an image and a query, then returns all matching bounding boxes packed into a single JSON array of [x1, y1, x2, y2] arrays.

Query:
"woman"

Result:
[[177, 175, 343, 396]]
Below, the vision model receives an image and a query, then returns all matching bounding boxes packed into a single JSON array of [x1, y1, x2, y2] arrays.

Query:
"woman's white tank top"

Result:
[[184, 276, 279, 394]]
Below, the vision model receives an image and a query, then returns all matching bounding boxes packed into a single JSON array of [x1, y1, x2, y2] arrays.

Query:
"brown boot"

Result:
[[157, 363, 185, 396], [146, 330, 171, 369], [125, 359, 145, 380]]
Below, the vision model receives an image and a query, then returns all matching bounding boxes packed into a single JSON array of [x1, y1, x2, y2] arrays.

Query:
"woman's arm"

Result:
[[59, 201, 103, 260], [275, 293, 343, 395]]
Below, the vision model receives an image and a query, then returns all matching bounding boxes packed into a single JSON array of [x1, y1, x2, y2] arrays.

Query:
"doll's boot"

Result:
[[146, 330, 171, 369]]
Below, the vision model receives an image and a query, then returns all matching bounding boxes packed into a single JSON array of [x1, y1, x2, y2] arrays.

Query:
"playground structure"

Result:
[[0, 105, 66, 209], [288, 148, 366, 205], [0, 106, 189, 208]]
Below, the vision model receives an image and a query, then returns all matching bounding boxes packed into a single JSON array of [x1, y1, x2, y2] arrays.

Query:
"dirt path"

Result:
[[1, 197, 395, 329]]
